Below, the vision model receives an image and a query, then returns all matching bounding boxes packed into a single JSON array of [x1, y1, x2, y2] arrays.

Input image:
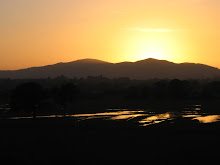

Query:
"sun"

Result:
[[140, 50, 164, 60], [137, 40, 166, 60], [115, 30, 182, 63]]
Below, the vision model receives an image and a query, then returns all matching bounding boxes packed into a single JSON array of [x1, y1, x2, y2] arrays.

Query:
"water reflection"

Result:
[[111, 114, 146, 120], [10, 116, 34, 119], [139, 113, 171, 126], [184, 105, 201, 111], [194, 105, 201, 111], [73, 110, 145, 119], [6, 104, 220, 127], [182, 115, 201, 118], [193, 115, 220, 123], [9, 115, 64, 120]]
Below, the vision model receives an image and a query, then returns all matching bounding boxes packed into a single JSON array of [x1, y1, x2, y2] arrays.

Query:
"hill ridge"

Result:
[[0, 58, 219, 79]]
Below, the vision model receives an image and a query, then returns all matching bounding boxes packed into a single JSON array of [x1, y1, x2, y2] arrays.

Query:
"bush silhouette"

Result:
[[53, 83, 78, 116], [11, 82, 45, 118]]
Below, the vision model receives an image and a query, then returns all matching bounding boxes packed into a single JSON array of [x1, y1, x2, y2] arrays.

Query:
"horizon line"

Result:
[[0, 58, 219, 71]]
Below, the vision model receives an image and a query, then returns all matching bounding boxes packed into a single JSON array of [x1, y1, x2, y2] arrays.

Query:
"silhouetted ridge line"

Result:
[[0, 58, 219, 79], [72, 58, 110, 64], [136, 58, 175, 64]]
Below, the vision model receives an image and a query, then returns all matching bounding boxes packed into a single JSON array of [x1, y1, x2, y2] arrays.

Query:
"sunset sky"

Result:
[[0, 0, 220, 70]]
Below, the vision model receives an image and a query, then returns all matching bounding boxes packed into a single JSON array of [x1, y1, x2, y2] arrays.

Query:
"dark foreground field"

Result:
[[0, 118, 220, 165]]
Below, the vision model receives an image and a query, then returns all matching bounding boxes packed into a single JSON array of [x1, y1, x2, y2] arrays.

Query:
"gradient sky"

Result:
[[0, 0, 220, 70]]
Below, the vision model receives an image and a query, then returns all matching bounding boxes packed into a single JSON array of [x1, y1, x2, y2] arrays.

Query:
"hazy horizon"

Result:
[[1, 0, 220, 70], [1, 57, 220, 71]]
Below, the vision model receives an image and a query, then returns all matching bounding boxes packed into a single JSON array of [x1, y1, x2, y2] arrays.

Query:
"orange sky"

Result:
[[0, 0, 220, 70]]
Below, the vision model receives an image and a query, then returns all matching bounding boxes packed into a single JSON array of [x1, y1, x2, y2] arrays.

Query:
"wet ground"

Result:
[[1, 104, 220, 164], [5, 104, 220, 128]]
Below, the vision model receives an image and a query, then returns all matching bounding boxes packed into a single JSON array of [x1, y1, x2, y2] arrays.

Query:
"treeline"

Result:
[[1, 76, 220, 116]]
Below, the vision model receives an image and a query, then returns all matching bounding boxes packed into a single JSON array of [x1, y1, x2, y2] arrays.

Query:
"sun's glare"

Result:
[[115, 29, 186, 63], [138, 43, 166, 60], [141, 52, 163, 60]]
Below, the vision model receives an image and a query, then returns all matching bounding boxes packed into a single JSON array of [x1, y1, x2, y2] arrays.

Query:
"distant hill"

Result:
[[0, 58, 220, 79]]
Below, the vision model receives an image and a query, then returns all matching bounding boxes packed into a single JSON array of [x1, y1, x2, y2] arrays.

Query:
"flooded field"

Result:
[[1, 105, 220, 164], [7, 104, 220, 127], [73, 104, 220, 126]]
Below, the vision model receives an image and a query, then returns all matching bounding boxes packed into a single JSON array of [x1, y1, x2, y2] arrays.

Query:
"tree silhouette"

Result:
[[153, 80, 168, 99], [202, 81, 220, 99], [54, 83, 78, 116], [168, 79, 191, 99], [11, 82, 45, 118]]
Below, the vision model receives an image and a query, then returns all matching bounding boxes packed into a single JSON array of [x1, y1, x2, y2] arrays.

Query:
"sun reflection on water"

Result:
[[139, 113, 171, 126], [6, 104, 220, 127], [111, 114, 146, 120], [73, 111, 145, 118], [193, 115, 220, 123]]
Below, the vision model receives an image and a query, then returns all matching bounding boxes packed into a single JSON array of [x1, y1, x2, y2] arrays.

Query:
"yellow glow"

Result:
[[193, 115, 220, 123], [115, 30, 184, 63], [111, 114, 144, 120], [139, 113, 171, 124], [142, 52, 163, 60], [137, 39, 167, 60], [1, 0, 220, 69]]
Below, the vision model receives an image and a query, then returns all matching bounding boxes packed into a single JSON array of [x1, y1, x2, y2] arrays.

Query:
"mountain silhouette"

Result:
[[0, 58, 220, 79]]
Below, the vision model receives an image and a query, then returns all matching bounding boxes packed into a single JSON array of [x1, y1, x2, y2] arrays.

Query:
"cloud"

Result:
[[122, 28, 189, 32]]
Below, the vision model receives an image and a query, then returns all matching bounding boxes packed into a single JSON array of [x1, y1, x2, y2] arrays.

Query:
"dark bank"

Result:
[[0, 77, 220, 164]]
